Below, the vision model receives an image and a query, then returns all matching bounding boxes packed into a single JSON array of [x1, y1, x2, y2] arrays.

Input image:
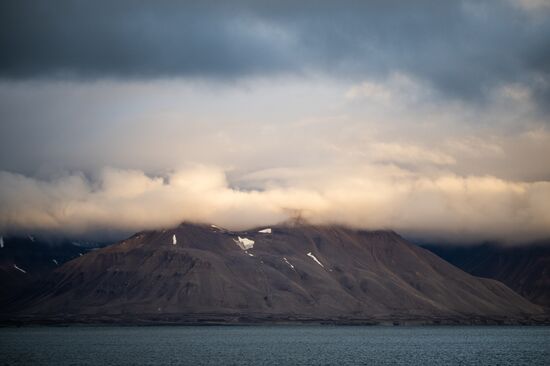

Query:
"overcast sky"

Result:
[[1, 0, 549, 242]]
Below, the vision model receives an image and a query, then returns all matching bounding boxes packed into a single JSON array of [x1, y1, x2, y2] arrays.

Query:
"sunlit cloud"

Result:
[[1, 163, 549, 243]]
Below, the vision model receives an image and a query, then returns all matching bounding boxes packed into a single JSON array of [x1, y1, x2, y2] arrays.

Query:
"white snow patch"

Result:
[[245, 251, 255, 257], [172, 234, 177, 245], [79, 253, 83, 257], [28, 235, 35, 242], [211, 224, 223, 230], [234, 236, 255, 250], [258, 228, 272, 234], [307, 252, 325, 268], [14, 264, 27, 274], [283, 257, 295, 270], [52, 259, 58, 265], [0, 236, 3, 248]]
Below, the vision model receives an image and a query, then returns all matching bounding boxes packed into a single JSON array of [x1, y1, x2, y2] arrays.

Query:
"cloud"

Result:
[[510, 0, 550, 12], [1, 0, 549, 108], [0, 1, 295, 79], [0, 68, 548, 242], [1, 165, 549, 243], [2, 74, 548, 176], [369, 143, 456, 166]]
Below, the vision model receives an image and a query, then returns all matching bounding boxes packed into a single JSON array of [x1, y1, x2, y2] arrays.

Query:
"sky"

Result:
[[1, 0, 549, 243]]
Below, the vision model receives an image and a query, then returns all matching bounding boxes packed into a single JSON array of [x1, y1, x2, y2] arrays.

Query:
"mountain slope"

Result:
[[5, 223, 544, 324], [423, 243, 550, 307], [0, 236, 92, 303]]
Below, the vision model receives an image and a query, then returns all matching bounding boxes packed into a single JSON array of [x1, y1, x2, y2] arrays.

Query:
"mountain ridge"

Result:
[[422, 242, 550, 308], [2, 223, 546, 325]]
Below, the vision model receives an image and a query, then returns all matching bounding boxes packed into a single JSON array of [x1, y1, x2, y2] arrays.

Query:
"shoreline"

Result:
[[2, 313, 549, 327]]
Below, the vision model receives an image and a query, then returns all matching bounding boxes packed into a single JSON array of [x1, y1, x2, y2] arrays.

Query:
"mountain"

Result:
[[422, 242, 550, 308], [0, 236, 94, 302], [2, 223, 545, 325]]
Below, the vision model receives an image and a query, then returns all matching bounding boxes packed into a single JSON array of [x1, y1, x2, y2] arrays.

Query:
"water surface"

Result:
[[1, 326, 549, 365]]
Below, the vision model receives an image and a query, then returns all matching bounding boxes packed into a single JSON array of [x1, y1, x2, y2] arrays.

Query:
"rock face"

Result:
[[5, 223, 544, 324], [423, 242, 550, 308], [0, 236, 91, 303]]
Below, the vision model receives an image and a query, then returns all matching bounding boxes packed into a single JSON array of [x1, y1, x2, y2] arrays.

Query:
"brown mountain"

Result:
[[423, 242, 550, 307], [3, 223, 545, 325]]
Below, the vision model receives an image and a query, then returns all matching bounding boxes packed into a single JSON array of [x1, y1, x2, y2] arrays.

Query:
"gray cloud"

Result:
[[1, 1, 549, 105], [0, 74, 548, 180], [0, 1, 294, 79]]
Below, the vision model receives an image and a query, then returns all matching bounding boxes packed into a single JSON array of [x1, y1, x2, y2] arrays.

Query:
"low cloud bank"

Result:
[[1, 165, 549, 243]]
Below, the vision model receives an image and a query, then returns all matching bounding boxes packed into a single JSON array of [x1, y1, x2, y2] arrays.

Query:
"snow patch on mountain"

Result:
[[14, 264, 27, 274], [283, 257, 295, 270], [234, 236, 255, 250], [258, 228, 272, 234], [172, 234, 177, 245], [307, 252, 325, 268]]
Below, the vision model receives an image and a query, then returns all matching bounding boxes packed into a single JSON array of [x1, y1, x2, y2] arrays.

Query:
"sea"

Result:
[[1, 325, 549, 365]]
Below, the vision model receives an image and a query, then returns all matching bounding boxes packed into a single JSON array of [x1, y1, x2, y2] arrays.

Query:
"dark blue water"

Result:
[[1, 326, 549, 365]]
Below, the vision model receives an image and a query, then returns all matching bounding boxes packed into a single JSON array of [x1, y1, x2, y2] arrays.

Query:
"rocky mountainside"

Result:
[[0, 236, 92, 302], [3, 223, 544, 324], [423, 242, 550, 307]]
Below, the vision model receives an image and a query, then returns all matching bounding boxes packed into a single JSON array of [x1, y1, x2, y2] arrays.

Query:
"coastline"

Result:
[[2, 312, 549, 327]]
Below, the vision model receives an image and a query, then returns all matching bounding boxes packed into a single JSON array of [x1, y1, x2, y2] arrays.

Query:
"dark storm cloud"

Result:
[[1, 0, 549, 102], [0, 1, 294, 79]]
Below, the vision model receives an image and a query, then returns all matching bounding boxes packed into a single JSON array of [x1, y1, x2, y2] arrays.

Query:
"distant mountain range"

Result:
[[422, 242, 550, 308], [0, 236, 96, 302], [1, 223, 546, 325]]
